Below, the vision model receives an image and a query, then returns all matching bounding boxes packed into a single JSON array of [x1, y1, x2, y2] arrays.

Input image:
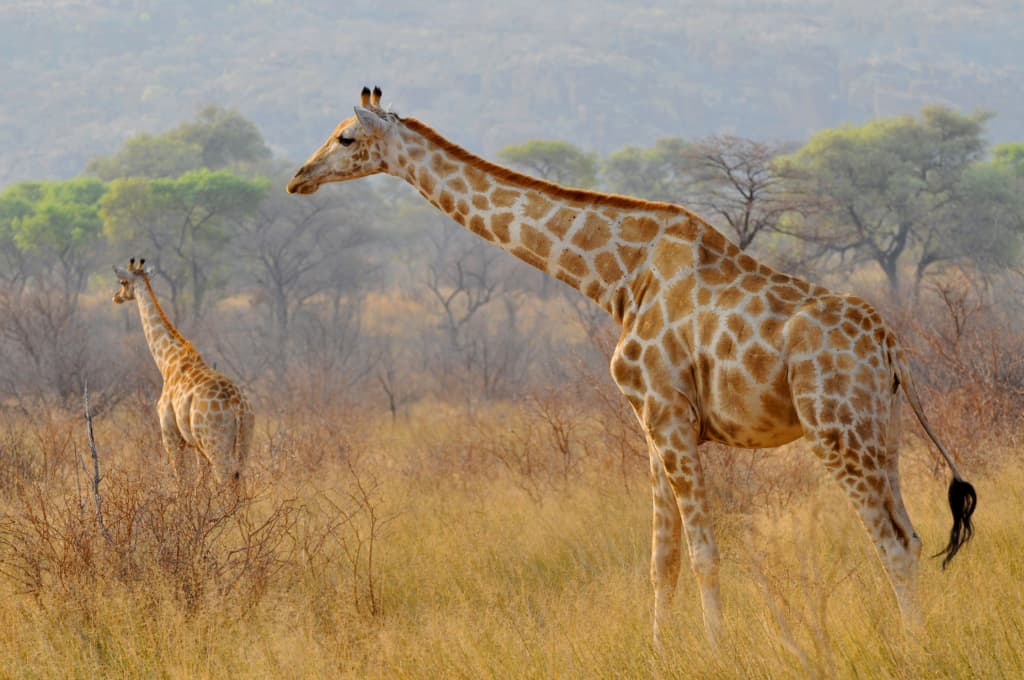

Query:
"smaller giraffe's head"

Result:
[[286, 85, 397, 195], [112, 257, 152, 304]]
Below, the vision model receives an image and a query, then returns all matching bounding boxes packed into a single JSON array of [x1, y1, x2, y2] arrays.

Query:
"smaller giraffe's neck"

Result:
[[385, 118, 703, 320], [134, 277, 196, 379]]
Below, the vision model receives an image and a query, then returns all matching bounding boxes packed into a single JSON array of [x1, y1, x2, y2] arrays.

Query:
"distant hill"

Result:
[[2, 0, 1023, 186]]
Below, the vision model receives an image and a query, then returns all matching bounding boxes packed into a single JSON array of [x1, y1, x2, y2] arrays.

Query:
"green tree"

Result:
[[87, 134, 203, 180], [602, 138, 696, 202], [0, 182, 41, 291], [0, 178, 109, 402], [498, 140, 598, 187], [101, 169, 267, 323], [0, 178, 107, 304], [85, 105, 271, 180], [173, 105, 272, 170], [779, 106, 995, 297], [992, 143, 1024, 178], [938, 163, 1024, 275]]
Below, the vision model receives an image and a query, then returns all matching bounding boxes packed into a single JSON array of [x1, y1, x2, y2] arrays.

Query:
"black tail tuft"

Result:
[[934, 478, 977, 570]]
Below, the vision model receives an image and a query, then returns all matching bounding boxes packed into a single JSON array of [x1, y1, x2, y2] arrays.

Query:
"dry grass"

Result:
[[0, 392, 1021, 679]]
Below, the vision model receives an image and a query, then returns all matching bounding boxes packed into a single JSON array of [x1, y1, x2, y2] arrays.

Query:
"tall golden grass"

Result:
[[0, 388, 1021, 679]]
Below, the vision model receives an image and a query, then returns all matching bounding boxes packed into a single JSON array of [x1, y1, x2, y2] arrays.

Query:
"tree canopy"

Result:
[[87, 106, 272, 181], [498, 140, 598, 188], [100, 169, 268, 323], [777, 106, 1010, 296]]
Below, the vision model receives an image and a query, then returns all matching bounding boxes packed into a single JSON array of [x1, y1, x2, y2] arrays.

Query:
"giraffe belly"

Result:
[[698, 363, 804, 449]]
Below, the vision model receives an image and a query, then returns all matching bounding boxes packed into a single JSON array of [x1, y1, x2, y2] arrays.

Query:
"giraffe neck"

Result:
[[386, 118, 707, 321], [134, 277, 196, 380]]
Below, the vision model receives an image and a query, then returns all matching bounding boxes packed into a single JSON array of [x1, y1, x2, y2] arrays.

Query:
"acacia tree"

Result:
[[0, 182, 40, 293], [0, 178, 112, 402], [993, 143, 1024, 178], [778, 106, 1000, 298], [100, 169, 268, 324], [87, 105, 272, 180], [602, 137, 697, 202], [498, 140, 598, 187], [0, 178, 107, 307], [87, 134, 203, 180]]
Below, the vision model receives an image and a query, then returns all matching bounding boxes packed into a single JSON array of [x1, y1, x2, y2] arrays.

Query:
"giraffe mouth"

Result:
[[286, 176, 319, 195]]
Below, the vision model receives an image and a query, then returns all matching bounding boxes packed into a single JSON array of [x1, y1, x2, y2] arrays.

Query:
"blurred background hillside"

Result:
[[2, 0, 1023, 185]]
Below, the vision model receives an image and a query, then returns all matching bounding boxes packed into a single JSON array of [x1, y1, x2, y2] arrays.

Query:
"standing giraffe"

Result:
[[286, 87, 976, 643], [113, 258, 254, 487]]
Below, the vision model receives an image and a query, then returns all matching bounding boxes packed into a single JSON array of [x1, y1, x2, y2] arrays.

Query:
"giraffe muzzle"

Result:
[[286, 171, 319, 195]]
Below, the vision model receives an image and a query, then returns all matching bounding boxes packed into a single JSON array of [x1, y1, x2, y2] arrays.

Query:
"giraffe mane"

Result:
[[400, 117, 703, 218], [139, 274, 197, 353]]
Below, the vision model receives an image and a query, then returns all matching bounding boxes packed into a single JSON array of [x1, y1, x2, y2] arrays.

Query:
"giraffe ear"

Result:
[[113, 265, 132, 279], [354, 106, 389, 136]]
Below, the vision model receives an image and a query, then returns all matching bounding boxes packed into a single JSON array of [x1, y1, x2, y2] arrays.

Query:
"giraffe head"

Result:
[[286, 85, 397, 195], [112, 257, 152, 304]]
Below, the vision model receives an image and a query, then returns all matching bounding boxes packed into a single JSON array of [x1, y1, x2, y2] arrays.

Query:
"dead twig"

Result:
[[84, 382, 113, 545]]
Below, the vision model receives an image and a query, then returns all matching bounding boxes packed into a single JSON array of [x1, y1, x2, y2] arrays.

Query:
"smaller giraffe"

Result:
[[113, 258, 254, 486]]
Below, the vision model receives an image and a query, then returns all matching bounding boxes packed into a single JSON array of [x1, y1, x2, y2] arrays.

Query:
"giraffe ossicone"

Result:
[[113, 257, 254, 487], [287, 87, 977, 644]]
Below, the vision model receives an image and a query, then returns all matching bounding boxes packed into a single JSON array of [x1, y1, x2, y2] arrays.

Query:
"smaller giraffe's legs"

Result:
[[158, 399, 193, 484], [642, 398, 722, 646], [192, 409, 248, 493], [161, 428, 192, 482]]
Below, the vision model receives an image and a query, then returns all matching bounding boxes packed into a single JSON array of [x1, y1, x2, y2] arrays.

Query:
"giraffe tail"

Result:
[[230, 405, 255, 485], [893, 352, 977, 569]]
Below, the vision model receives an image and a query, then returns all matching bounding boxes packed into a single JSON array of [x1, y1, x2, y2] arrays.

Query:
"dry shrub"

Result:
[[295, 459, 399, 622], [0, 395, 399, 627], [904, 274, 1024, 472], [0, 468, 299, 617], [702, 442, 819, 519]]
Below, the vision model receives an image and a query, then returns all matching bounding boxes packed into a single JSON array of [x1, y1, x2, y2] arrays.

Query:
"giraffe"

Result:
[[113, 258, 254, 487], [286, 87, 976, 644]]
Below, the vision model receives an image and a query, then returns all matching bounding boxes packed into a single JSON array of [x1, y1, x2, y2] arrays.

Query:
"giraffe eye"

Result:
[[338, 136, 355, 147]]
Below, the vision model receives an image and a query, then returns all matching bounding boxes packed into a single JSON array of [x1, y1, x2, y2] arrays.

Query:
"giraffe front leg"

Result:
[[648, 435, 683, 648], [642, 396, 722, 646]]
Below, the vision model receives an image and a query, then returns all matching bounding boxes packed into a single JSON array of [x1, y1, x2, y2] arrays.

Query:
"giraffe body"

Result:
[[113, 259, 254, 485], [287, 88, 976, 644]]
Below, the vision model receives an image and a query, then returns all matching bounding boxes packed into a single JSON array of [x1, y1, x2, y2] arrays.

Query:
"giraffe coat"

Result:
[[114, 263, 254, 485], [286, 89, 975, 645]]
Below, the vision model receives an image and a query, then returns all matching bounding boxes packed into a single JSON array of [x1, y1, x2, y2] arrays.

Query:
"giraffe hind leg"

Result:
[[803, 420, 921, 625]]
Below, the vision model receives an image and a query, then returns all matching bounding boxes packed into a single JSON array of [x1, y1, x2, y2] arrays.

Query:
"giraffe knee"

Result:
[[688, 542, 719, 578]]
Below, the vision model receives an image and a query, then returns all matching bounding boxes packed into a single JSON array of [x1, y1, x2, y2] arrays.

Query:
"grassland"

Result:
[[0, 392, 1021, 680]]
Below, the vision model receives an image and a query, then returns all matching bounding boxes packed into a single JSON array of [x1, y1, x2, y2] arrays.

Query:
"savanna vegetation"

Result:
[[1, 102, 1024, 677]]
